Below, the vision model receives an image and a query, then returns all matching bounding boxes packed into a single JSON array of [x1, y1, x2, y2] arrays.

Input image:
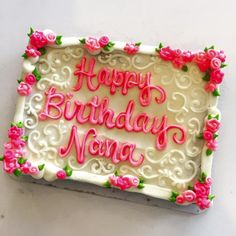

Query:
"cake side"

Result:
[[0, 28, 226, 211]]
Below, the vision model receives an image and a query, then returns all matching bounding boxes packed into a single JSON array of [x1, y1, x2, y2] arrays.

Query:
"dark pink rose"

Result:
[[194, 181, 210, 198], [117, 176, 131, 190], [183, 190, 196, 203], [4, 149, 15, 161], [196, 197, 211, 210], [8, 126, 23, 139], [206, 49, 218, 59], [85, 37, 101, 52], [4, 142, 14, 150], [210, 58, 221, 70], [210, 69, 224, 84], [206, 119, 220, 133], [182, 50, 194, 62], [11, 139, 26, 148], [3, 158, 20, 174], [203, 130, 213, 141], [124, 43, 139, 55], [25, 45, 41, 57], [172, 57, 185, 69], [176, 195, 185, 204], [217, 50, 226, 62], [205, 82, 217, 92], [20, 161, 31, 174], [30, 31, 48, 49], [17, 82, 32, 96], [194, 51, 208, 64], [99, 36, 109, 47], [25, 73, 37, 85], [159, 46, 175, 61], [206, 139, 218, 151], [174, 49, 182, 57], [56, 170, 66, 179]]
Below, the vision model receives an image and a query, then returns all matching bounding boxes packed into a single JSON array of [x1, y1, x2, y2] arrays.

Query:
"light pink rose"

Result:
[[98, 36, 109, 47], [206, 119, 220, 133], [206, 49, 218, 59], [203, 130, 214, 141], [176, 195, 185, 204], [17, 82, 32, 96], [159, 46, 175, 61], [206, 139, 218, 151], [210, 58, 221, 70], [45, 32, 56, 44], [124, 43, 139, 55], [128, 176, 140, 187], [182, 190, 196, 203], [217, 50, 226, 62], [196, 197, 211, 210], [4, 142, 14, 150], [194, 51, 208, 64], [30, 31, 48, 49], [204, 82, 217, 92], [29, 166, 39, 175], [109, 175, 118, 185], [25, 73, 37, 85], [210, 69, 224, 84], [3, 158, 20, 174], [85, 37, 101, 52], [20, 161, 31, 174], [4, 149, 15, 161], [8, 126, 23, 140], [25, 45, 41, 57], [11, 139, 26, 148], [56, 170, 66, 179]]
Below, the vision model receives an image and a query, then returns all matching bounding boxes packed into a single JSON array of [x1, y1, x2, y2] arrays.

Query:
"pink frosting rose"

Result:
[[116, 176, 131, 190], [98, 36, 109, 47], [205, 82, 217, 92], [206, 119, 220, 133], [196, 197, 211, 210], [210, 57, 221, 70], [30, 31, 48, 49], [109, 175, 139, 190], [174, 49, 182, 57], [176, 195, 185, 204], [17, 82, 32, 96], [194, 51, 208, 64], [25, 73, 37, 85], [29, 166, 39, 175], [85, 37, 101, 52], [217, 50, 226, 62], [183, 190, 196, 202], [128, 176, 139, 187], [210, 69, 224, 84], [194, 181, 210, 198], [206, 139, 218, 151], [56, 170, 67, 179], [25, 45, 41, 57], [203, 130, 214, 141], [182, 50, 194, 62], [197, 61, 210, 72], [45, 32, 56, 44], [11, 139, 26, 148], [20, 161, 32, 174], [124, 43, 139, 55], [8, 126, 23, 140], [205, 177, 213, 187], [4, 142, 14, 150], [172, 57, 185, 69], [4, 149, 15, 161], [159, 47, 175, 61], [3, 158, 20, 174], [206, 49, 218, 60]]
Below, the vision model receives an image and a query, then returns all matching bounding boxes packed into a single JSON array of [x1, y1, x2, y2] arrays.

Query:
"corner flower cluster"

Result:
[[169, 173, 215, 210], [157, 44, 226, 96], [23, 27, 62, 59], [104, 171, 144, 191], [124, 42, 141, 55], [80, 36, 115, 54], [0, 122, 44, 176], [198, 114, 220, 156]]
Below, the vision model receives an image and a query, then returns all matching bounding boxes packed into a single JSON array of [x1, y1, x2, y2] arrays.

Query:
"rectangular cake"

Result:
[[0, 28, 226, 211]]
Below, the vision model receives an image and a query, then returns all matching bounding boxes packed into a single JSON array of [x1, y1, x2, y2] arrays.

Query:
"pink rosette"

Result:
[[128, 176, 140, 187], [98, 36, 109, 47], [56, 170, 66, 179], [30, 31, 48, 49], [197, 61, 210, 72], [3, 149, 15, 161], [20, 161, 31, 174], [176, 195, 185, 204], [206, 49, 218, 60], [3, 158, 20, 174], [217, 50, 226, 62], [194, 181, 210, 198], [85, 37, 101, 52], [159, 46, 175, 61], [194, 51, 208, 64], [210, 69, 224, 84], [196, 197, 211, 210], [182, 190, 196, 203], [182, 50, 194, 62], [11, 139, 26, 148], [124, 43, 139, 55], [109, 175, 118, 185], [174, 49, 182, 57], [172, 57, 185, 69], [17, 82, 32, 96], [206, 119, 220, 133], [206, 139, 218, 151], [8, 126, 23, 140], [210, 58, 221, 70], [25, 45, 41, 57], [25, 73, 37, 85], [29, 166, 39, 175], [43, 30, 56, 44], [205, 82, 217, 92], [205, 177, 213, 187], [203, 130, 213, 141], [4, 142, 14, 150], [117, 176, 131, 190]]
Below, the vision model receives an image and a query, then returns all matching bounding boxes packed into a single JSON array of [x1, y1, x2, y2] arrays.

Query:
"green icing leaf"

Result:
[[220, 63, 227, 68], [204, 45, 214, 51], [181, 65, 188, 72], [169, 191, 179, 202], [38, 47, 47, 56], [32, 68, 41, 81], [188, 185, 194, 190], [14, 168, 22, 177], [55, 35, 63, 45], [213, 89, 221, 97], [103, 181, 111, 188], [17, 121, 23, 128], [139, 177, 144, 184], [213, 134, 219, 139], [17, 79, 23, 84], [10, 122, 16, 127], [135, 42, 142, 46], [108, 41, 115, 47], [197, 133, 203, 139], [206, 149, 213, 156], [208, 114, 213, 120], [64, 165, 73, 177], [38, 164, 45, 171], [0, 156, 4, 161], [103, 41, 115, 51], [199, 172, 207, 183], [114, 170, 119, 176], [22, 53, 28, 59], [159, 42, 163, 49], [79, 38, 86, 44], [27, 27, 34, 37], [137, 183, 145, 189], [202, 71, 210, 81], [18, 157, 27, 165], [22, 135, 28, 141], [215, 114, 220, 120], [208, 194, 215, 201]]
